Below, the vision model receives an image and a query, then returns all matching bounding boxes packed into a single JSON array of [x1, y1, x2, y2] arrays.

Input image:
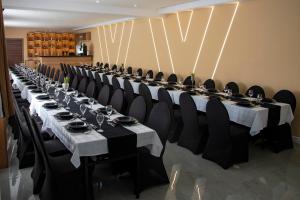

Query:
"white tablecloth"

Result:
[[12, 73, 163, 168]]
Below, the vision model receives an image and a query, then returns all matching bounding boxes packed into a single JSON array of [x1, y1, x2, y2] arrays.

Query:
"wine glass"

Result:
[[227, 89, 233, 97], [54, 88, 60, 102], [96, 113, 105, 133], [73, 90, 79, 98], [248, 90, 254, 100], [88, 98, 95, 109], [64, 95, 71, 110], [106, 105, 113, 120], [146, 74, 150, 81], [224, 86, 228, 94], [161, 76, 165, 83], [257, 94, 263, 103], [79, 104, 87, 120]]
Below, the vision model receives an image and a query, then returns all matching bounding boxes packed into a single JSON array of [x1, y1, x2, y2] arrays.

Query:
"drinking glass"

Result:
[[161, 76, 165, 83], [224, 86, 228, 94], [257, 94, 263, 103], [73, 90, 79, 98], [248, 90, 254, 99], [146, 74, 150, 81], [227, 89, 233, 97], [88, 98, 95, 109], [54, 89, 60, 102], [80, 104, 87, 120], [106, 105, 113, 120], [64, 95, 71, 110], [96, 113, 105, 133]]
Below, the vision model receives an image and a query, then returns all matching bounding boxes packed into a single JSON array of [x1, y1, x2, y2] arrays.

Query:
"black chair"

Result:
[[183, 76, 194, 86], [178, 93, 208, 154], [124, 79, 135, 113], [127, 66, 133, 74], [53, 69, 60, 82], [111, 64, 118, 71], [110, 89, 124, 112], [85, 80, 96, 98], [77, 77, 88, 94], [246, 85, 265, 98], [88, 70, 94, 81], [158, 88, 182, 143], [264, 90, 296, 153], [137, 68, 143, 77], [167, 74, 177, 83], [95, 72, 103, 96], [60, 63, 66, 75], [104, 63, 109, 70], [139, 102, 171, 188], [37, 64, 41, 73], [102, 74, 110, 86], [22, 108, 89, 200], [225, 82, 239, 94], [203, 79, 215, 89], [145, 70, 153, 79], [128, 96, 146, 123], [58, 71, 65, 84], [70, 75, 79, 90], [203, 98, 249, 169], [66, 65, 72, 75], [49, 68, 55, 79], [45, 66, 51, 77], [154, 72, 164, 81], [112, 76, 121, 90], [75, 67, 82, 80], [97, 85, 110, 106], [139, 83, 153, 120], [42, 65, 47, 75], [81, 68, 88, 78]]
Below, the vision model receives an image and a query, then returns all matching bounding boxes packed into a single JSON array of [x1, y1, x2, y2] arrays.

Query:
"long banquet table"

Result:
[[11, 72, 163, 168], [79, 67, 294, 136]]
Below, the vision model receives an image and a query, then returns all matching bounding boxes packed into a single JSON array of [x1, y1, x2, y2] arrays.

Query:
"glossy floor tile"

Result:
[[1, 128, 300, 200]]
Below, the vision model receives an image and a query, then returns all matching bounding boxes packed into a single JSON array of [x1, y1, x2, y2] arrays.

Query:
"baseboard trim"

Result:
[[293, 136, 300, 144]]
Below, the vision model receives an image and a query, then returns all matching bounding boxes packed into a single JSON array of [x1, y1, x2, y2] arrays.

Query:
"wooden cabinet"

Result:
[[75, 32, 91, 41]]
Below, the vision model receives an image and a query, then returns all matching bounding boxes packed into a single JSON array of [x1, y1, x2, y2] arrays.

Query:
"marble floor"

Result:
[[1, 128, 300, 200]]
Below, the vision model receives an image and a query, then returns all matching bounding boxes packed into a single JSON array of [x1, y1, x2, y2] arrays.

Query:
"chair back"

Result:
[[246, 85, 265, 98], [127, 66, 133, 74], [53, 69, 60, 81], [112, 76, 121, 90], [102, 74, 110, 86], [81, 68, 88, 78], [88, 70, 94, 81], [183, 76, 194, 86], [137, 68, 143, 76], [110, 89, 124, 112], [71, 75, 79, 90], [203, 79, 215, 89], [49, 68, 55, 79], [78, 77, 88, 94], [139, 83, 153, 119], [147, 102, 171, 156], [273, 90, 296, 113], [58, 71, 65, 83], [146, 70, 153, 78], [85, 80, 96, 98], [97, 85, 110, 106], [124, 79, 135, 109], [111, 64, 118, 71], [167, 74, 177, 83], [76, 67, 82, 78], [45, 66, 51, 77], [225, 82, 239, 94], [154, 72, 164, 81], [128, 96, 146, 123]]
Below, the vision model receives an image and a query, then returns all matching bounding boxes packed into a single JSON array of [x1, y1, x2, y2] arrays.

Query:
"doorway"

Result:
[[5, 38, 23, 67]]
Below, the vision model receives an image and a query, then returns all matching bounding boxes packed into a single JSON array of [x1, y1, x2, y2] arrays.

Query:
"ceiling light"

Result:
[[96, 0, 100, 4], [133, 4, 137, 8]]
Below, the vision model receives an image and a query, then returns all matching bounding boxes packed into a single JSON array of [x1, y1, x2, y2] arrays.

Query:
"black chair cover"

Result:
[[53, 69, 60, 82], [225, 82, 239, 94], [203, 98, 249, 169], [139, 83, 153, 120], [110, 89, 124, 112], [154, 72, 164, 81], [128, 96, 146, 123], [124, 79, 135, 113], [183, 76, 194, 86], [97, 85, 110, 106], [127, 66, 133, 74], [112, 76, 121, 90], [203, 79, 215, 89], [137, 68, 143, 76], [145, 70, 153, 79], [85, 80, 96, 98], [246, 85, 265, 98], [77, 77, 88, 94], [167, 74, 177, 83], [178, 93, 208, 154]]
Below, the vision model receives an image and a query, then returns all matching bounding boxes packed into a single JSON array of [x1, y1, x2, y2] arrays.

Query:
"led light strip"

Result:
[[211, 2, 239, 79], [192, 6, 214, 73], [124, 20, 135, 66], [161, 17, 175, 73], [103, 26, 110, 64], [96, 26, 104, 61], [148, 18, 161, 72], [109, 24, 118, 43], [116, 22, 125, 65], [176, 10, 194, 42], [171, 170, 178, 191]]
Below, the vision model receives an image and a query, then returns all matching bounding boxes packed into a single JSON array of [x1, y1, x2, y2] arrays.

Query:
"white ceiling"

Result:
[[2, 0, 234, 30]]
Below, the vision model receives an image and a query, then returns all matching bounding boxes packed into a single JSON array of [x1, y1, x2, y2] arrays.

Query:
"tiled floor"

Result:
[[1, 128, 300, 200]]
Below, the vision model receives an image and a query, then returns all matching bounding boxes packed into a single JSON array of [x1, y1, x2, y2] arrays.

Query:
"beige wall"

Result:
[[78, 0, 300, 137]]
